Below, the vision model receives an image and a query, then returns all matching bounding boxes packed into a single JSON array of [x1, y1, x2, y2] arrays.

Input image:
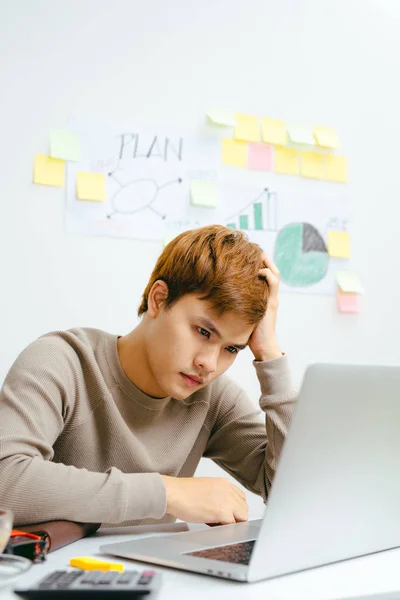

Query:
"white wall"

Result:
[[1, 0, 399, 517]]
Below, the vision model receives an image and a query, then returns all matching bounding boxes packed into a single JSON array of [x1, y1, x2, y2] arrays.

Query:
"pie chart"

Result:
[[274, 223, 329, 286]]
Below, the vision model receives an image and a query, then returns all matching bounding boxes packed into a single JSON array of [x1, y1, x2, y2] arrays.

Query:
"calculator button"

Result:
[[81, 571, 101, 583], [116, 571, 138, 584], [39, 572, 64, 588], [138, 576, 152, 585], [97, 572, 118, 585], [80, 571, 103, 584]]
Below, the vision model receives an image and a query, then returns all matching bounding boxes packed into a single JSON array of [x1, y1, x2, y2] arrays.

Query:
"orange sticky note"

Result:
[[221, 139, 247, 168], [274, 148, 299, 175], [337, 290, 360, 314]]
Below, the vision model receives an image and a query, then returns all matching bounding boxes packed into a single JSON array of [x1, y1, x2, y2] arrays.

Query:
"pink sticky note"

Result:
[[337, 290, 360, 314], [248, 143, 273, 171]]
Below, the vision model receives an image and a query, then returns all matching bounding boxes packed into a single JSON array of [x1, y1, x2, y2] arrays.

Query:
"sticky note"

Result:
[[261, 118, 287, 146], [33, 154, 65, 187], [76, 172, 106, 202], [50, 130, 80, 161], [234, 114, 259, 143], [325, 156, 348, 183], [314, 126, 340, 149], [287, 126, 315, 145], [248, 143, 273, 171], [337, 290, 360, 314], [300, 151, 325, 179], [336, 271, 365, 294], [274, 148, 299, 175], [221, 139, 247, 168], [207, 110, 236, 127], [190, 180, 219, 207], [328, 231, 350, 258]]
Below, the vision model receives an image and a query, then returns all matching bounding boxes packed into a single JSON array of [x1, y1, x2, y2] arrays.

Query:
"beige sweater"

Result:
[[0, 328, 296, 527]]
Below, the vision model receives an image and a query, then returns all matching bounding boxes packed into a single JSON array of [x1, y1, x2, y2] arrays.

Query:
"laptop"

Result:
[[100, 363, 400, 583]]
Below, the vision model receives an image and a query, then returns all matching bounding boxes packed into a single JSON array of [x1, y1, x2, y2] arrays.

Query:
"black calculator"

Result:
[[14, 568, 162, 598]]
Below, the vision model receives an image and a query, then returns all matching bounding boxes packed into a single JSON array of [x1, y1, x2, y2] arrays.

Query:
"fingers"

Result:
[[231, 486, 249, 522], [259, 254, 280, 279], [231, 484, 246, 502]]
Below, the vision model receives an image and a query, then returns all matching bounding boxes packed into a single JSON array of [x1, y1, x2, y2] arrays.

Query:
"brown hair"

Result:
[[138, 225, 269, 325]]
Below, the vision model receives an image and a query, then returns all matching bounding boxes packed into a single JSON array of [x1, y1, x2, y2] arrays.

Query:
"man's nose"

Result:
[[195, 348, 219, 374]]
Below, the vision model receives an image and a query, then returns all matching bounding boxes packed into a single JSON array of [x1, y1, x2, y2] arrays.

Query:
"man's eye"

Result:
[[226, 346, 238, 354], [197, 327, 210, 339]]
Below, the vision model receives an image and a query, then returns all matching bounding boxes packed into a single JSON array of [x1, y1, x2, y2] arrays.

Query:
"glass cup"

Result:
[[0, 509, 13, 553]]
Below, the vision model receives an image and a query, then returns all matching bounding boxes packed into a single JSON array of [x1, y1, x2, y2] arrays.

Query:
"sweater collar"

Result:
[[105, 334, 172, 411]]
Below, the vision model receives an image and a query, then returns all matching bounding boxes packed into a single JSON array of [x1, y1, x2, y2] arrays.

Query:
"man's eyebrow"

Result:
[[197, 317, 248, 350]]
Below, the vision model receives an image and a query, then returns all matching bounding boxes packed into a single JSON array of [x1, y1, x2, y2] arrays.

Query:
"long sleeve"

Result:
[[0, 337, 167, 526], [203, 354, 296, 502]]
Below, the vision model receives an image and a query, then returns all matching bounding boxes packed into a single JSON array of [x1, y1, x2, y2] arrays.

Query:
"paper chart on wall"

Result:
[[65, 119, 350, 295]]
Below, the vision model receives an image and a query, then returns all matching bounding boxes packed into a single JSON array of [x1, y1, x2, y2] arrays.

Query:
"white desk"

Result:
[[3, 522, 400, 600]]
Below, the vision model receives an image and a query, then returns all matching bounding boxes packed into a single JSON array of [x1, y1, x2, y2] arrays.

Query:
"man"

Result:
[[0, 225, 296, 527]]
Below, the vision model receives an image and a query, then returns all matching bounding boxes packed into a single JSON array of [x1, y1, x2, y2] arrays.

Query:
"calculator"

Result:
[[14, 567, 162, 598]]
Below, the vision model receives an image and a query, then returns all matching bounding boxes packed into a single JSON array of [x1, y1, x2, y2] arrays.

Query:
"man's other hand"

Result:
[[160, 476, 249, 525]]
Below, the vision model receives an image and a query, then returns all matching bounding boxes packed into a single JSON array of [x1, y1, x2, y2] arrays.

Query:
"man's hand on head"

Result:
[[249, 253, 282, 362]]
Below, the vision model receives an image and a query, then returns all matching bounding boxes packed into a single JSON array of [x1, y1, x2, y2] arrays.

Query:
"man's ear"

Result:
[[147, 280, 169, 318]]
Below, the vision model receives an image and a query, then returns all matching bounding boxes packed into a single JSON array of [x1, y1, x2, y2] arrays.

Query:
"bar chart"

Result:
[[224, 188, 278, 233]]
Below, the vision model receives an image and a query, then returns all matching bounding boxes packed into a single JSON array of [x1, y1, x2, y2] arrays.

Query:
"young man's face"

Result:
[[145, 293, 254, 400]]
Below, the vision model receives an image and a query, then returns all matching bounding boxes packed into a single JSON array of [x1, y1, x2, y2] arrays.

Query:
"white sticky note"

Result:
[[190, 180, 219, 207], [50, 130, 80, 161], [207, 110, 236, 127], [336, 271, 365, 294], [287, 126, 315, 145]]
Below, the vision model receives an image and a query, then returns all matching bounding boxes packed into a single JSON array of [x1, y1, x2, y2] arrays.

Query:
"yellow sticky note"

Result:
[[337, 290, 360, 314], [261, 118, 287, 146], [287, 126, 315, 145], [234, 114, 259, 143], [50, 130, 80, 161], [325, 156, 348, 183], [33, 154, 65, 187], [314, 126, 340, 149], [328, 231, 351, 258], [300, 151, 325, 179], [207, 110, 236, 127], [274, 148, 299, 175], [336, 271, 365, 294], [190, 180, 219, 207], [76, 172, 106, 202], [221, 139, 247, 168]]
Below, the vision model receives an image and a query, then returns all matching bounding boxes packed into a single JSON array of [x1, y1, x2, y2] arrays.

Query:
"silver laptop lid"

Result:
[[249, 364, 400, 581]]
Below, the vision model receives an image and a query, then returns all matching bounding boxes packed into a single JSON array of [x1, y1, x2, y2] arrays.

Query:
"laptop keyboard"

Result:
[[185, 539, 256, 565]]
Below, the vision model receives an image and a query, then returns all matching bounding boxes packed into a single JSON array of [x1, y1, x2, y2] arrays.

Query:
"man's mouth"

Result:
[[180, 373, 204, 386]]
